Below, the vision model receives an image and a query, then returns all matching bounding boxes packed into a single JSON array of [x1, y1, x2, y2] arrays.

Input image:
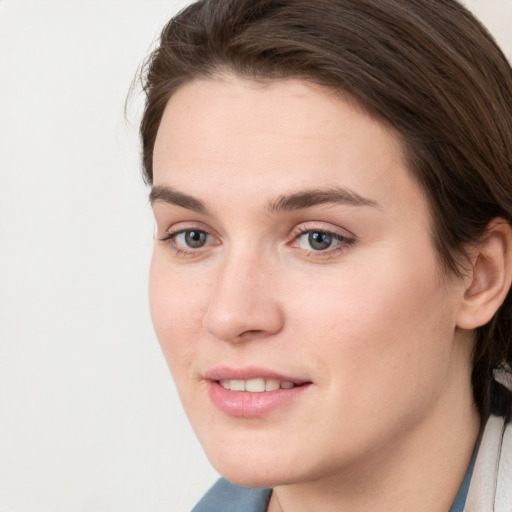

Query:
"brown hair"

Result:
[[139, 0, 512, 416]]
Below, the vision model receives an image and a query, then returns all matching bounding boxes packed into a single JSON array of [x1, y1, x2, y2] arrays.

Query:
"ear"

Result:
[[456, 219, 512, 330]]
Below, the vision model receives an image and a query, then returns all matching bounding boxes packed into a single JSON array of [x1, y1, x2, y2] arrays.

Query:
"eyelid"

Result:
[[290, 221, 355, 241], [288, 222, 356, 255], [158, 220, 216, 239]]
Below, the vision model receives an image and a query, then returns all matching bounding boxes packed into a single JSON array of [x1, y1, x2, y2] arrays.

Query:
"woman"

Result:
[[139, 0, 512, 510]]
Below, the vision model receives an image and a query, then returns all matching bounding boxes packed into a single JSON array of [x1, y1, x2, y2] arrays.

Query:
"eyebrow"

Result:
[[266, 186, 379, 213], [149, 184, 379, 214], [149, 185, 208, 214]]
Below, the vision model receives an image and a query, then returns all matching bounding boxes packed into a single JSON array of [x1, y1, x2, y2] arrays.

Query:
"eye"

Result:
[[175, 229, 209, 249], [291, 226, 355, 254], [303, 231, 335, 251], [159, 227, 216, 254]]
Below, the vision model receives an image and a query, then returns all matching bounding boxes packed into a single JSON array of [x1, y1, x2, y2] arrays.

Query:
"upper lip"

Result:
[[204, 366, 310, 385]]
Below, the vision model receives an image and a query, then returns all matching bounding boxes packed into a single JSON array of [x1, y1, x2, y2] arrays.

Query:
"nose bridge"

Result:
[[202, 244, 283, 342]]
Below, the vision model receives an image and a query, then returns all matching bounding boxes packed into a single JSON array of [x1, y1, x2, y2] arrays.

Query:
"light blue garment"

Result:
[[191, 478, 271, 512]]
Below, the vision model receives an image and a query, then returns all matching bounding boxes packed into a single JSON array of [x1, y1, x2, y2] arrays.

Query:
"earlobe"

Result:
[[456, 219, 512, 330]]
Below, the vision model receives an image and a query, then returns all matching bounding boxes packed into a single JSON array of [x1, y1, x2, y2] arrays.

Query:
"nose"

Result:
[[202, 252, 285, 343]]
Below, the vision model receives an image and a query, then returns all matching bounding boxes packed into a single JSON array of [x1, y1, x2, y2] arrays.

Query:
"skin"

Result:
[[149, 76, 481, 512]]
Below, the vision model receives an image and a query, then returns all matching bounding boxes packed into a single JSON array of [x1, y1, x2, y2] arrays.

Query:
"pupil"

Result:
[[309, 231, 332, 250], [185, 230, 206, 248]]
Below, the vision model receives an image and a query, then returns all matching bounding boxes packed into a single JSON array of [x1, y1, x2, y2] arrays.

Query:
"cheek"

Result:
[[289, 249, 455, 384], [285, 259, 458, 453], [148, 252, 209, 377]]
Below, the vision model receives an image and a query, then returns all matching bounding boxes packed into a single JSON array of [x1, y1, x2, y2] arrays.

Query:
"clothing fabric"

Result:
[[464, 412, 512, 511], [191, 479, 271, 512]]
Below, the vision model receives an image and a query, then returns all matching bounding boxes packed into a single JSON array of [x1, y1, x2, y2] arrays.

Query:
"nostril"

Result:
[[240, 329, 264, 337]]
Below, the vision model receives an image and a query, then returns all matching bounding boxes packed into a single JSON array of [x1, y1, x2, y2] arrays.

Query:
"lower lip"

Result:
[[207, 381, 310, 417]]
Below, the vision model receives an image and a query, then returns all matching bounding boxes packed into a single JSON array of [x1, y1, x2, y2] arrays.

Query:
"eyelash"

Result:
[[159, 228, 216, 257], [290, 225, 356, 257], [159, 225, 356, 258]]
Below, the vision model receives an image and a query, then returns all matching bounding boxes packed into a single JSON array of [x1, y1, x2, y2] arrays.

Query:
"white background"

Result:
[[0, 1, 511, 511]]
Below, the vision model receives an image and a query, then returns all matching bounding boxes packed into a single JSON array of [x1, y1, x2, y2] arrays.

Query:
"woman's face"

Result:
[[150, 76, 471, 488]]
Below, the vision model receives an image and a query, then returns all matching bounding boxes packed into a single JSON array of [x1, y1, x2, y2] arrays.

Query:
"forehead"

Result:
[[152, 76, 425, 221], [155, 76, 394, 150]]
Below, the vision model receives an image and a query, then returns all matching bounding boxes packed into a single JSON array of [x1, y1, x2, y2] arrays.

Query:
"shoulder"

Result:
[[191, 478, 272, 512]]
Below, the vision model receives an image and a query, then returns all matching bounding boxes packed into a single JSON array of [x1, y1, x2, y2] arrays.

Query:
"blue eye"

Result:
[[295, 229, 350, 252], [174, 230, 209, 248], [160, 228, 213, 252], [307, 231, 333, 250]]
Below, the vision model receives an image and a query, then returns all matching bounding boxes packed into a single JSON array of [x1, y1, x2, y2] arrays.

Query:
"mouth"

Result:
[[205, 368, 311, 417], [218, 377, 300, 392]]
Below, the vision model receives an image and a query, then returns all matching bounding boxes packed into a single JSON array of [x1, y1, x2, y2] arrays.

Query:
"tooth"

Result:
[[222, 378, 297, 392], [219, 379, 231, 390], [265, 379, 280, 391], [245, 378, 266, 392], [230, 379, 245, 391]]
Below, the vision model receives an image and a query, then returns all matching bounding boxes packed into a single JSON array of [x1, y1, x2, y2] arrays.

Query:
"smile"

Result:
[[218, 378, 296, 392], [205, 368, 311, 417]]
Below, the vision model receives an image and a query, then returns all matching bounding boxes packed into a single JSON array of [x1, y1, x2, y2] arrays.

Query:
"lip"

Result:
[[204, 366, 309, 383], [204, 366, 312, 418]]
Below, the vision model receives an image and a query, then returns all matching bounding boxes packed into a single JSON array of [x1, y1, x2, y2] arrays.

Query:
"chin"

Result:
[[213, 462, 290, 490], [203, 442, 298, 489]]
